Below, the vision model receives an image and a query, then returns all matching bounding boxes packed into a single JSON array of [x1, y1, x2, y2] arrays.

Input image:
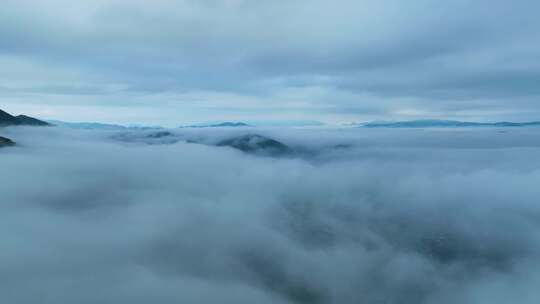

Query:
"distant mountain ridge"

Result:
[[47, 120, 127, 130], [243, 120, 325, 127], [47, 120, 162, 130], [363, 119, 540, 128], [180, 120, 327, 128], [0, 109, 51, 127], [180, 122, 251, 128]]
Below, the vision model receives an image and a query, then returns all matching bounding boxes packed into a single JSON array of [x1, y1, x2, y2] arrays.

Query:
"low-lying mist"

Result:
[[1, 126, 540, 303]]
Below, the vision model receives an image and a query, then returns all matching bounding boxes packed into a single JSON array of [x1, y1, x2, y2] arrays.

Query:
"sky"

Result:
[[1, 0, 539, 126]]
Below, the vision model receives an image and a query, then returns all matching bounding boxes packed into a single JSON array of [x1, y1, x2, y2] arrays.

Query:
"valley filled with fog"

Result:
[[1, 126, 540, 304]]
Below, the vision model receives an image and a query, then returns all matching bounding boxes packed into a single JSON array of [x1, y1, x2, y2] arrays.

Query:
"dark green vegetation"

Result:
[[0, 109, 51, 127], [0, 136, 15, 147], [217, 134, 291, 156], [0, 108, 51, 147]]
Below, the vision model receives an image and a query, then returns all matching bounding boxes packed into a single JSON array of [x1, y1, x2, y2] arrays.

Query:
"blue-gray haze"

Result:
[[2, 1, 540, 303], [1, 126, 540, 303]]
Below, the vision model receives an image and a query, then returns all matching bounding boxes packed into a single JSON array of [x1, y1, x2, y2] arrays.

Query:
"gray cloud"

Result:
[[1, 126, 540, 303], [0, 0, 539, 123]]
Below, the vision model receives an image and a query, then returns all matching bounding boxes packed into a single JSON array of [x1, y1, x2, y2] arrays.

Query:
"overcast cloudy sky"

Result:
[[1, 0, 539, 125]]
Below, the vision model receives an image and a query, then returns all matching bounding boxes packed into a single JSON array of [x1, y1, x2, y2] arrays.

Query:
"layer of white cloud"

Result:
[[1, 126, 540, 303]]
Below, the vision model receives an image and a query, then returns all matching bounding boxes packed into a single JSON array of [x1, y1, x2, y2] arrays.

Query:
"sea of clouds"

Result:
[[1, 126, 540, 303]]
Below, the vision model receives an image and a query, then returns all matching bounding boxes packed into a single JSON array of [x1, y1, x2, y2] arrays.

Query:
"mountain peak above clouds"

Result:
[[0, 109, 51, 127]]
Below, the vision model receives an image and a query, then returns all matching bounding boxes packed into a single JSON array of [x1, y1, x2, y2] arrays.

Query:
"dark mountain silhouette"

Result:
[[0, 109, 51, 127], [217, 134, 291, 156], [211, 122, 250, 127], [0, 109, 19, 125], [0, 136, 15, 147]]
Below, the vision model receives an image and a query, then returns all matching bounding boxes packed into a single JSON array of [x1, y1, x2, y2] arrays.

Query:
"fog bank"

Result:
[[1, 127, 540, 303]]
